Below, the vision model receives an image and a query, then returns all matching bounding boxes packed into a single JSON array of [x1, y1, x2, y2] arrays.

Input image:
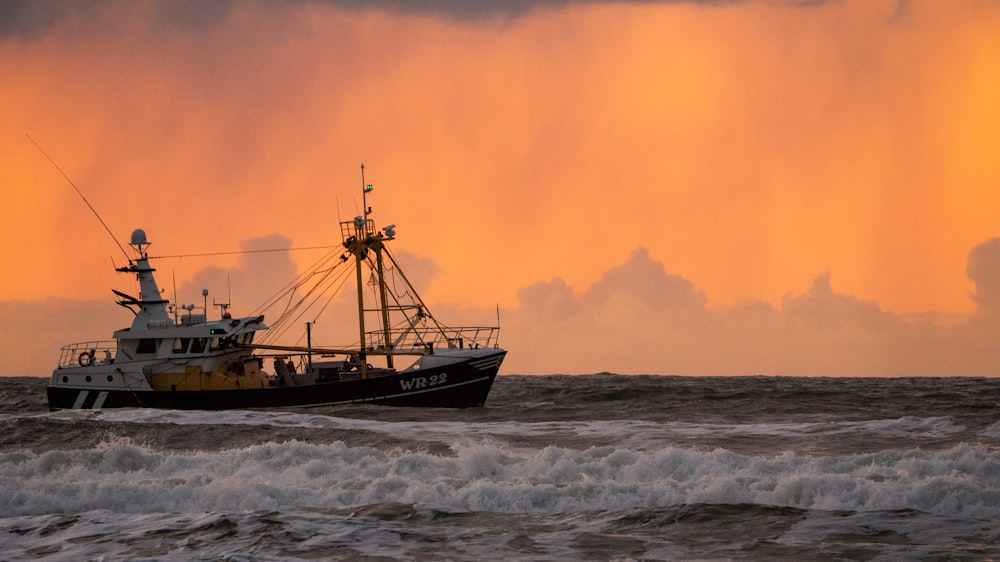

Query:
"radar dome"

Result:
[[130, 229, 148, 246]]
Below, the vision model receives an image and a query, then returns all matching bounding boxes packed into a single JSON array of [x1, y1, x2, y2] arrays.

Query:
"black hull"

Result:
[[47, 353, 502, 410]]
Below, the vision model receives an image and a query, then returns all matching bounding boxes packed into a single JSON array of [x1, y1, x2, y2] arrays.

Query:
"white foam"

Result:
[[2, 437, 999, 519], [981, 421, 1000, 439]]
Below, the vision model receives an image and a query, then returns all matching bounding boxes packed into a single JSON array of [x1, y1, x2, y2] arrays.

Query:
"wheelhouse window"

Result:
[[136, 339, 158, 354], [190, 338, 207, 353], [173, 338, 191, 354]]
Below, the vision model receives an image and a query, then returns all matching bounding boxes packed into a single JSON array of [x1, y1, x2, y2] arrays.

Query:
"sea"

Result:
[[1, 374, 999, 561]]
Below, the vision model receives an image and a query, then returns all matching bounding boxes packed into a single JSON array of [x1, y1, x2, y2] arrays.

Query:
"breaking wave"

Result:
[[3, 437, 999, 519]]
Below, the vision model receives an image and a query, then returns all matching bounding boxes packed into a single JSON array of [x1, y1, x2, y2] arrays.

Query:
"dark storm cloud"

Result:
[[0, 0, 823, 38], [323, 0, 741, 20], [0, 0, 231, 38], [0, 0, 76, 38]]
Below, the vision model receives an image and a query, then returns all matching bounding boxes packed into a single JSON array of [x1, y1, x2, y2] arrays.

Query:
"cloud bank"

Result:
[[496, 239, 1000, 375], [4, 236, 1000, 377]]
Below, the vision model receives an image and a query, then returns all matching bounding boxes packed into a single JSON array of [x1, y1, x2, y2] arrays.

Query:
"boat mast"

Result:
[[362, 164, 395, 369], [344, 164, 399, 374], [354, 164, 370, 379], [306, 321, 313, 372], [375, 242, 394, 369]]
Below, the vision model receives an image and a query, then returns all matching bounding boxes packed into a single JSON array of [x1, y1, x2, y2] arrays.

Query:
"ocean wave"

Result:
[[2, 438, 999, 519], [16, 409, 974, 442]]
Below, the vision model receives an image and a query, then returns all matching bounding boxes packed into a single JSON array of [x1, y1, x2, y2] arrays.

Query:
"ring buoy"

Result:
[[78, 351, 93, 367]]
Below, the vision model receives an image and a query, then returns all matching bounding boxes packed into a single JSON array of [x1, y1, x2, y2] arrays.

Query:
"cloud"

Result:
[[889, 0, 911, 22], [494, 242, 1000, 376], [387, 248, 440, 295], [0, 0, 68, 38], [967, 238, 1000, 318], [781, 271, 886, 330], [585, 248, 706, 315], [0, 0, 827, 38], [0, 298, 132, 377], [170, 233, 301, 317], [315, 0, 773, 21], [0, 0, 232, 38], [518, 277, 577, 319]]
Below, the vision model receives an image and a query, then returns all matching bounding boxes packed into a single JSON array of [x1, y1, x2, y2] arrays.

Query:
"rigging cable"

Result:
[[261, 263, 339, 339], [270, 262, 353, 343], [261, 253, 354, 343], [252, 247, 342, 318], [152, 246, 338, 259], [27, 134, 130, 260]]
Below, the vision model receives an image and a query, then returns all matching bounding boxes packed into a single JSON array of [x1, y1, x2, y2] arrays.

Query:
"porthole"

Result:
[[107, 375, 114, 382], [85, 376, 92, 383], [62, 376, 68, 383]]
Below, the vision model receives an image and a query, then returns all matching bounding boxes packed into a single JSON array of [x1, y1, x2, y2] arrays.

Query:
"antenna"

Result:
[[26, 134, 130, 260], [361, 163, 369, 223], [214, 274, 232, 318], [172, 270, 179, 324]]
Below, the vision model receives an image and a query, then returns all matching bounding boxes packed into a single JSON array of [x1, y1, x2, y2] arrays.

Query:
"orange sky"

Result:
[[2, 0, 1000, 376]]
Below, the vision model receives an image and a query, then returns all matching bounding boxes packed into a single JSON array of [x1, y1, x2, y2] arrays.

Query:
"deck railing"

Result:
[[364, 325, 500, 354], [57, 341, 117, 369]]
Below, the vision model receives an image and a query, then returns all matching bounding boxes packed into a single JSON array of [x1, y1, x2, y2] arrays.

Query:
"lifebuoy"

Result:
[[78, 351, 93, 367]]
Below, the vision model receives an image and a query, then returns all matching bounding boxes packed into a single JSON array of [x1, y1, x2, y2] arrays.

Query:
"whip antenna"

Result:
[[26, 134, 130, 260]]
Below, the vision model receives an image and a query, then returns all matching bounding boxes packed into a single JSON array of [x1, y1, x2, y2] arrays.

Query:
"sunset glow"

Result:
[[2, 0, 1000, 376]]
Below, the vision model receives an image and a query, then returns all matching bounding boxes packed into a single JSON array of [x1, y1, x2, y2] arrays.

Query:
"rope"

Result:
[[152, 246, 339, 259]]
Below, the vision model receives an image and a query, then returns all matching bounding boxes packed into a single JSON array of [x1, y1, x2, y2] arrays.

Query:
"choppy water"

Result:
[[2, 374, 999, 561]]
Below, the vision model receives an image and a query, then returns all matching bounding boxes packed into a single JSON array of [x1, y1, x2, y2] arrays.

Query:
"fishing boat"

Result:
[[46, 171, 505, 410]]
